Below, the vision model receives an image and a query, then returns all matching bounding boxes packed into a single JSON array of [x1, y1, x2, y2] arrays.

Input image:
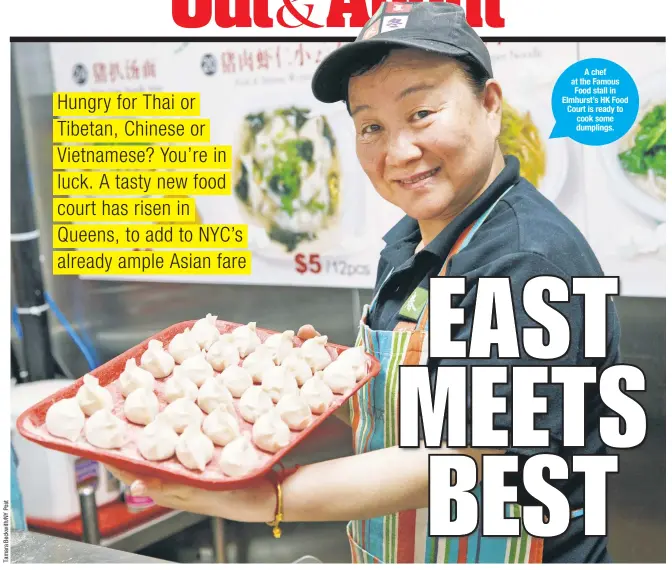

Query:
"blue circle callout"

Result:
[[550, 58, 639, 146]]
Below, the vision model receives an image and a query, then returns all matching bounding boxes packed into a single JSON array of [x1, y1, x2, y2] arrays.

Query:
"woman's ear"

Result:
[[482, 79, 504, 138]]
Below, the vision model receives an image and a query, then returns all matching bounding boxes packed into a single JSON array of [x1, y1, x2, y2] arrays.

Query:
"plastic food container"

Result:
[[17, 320, 380, 491]]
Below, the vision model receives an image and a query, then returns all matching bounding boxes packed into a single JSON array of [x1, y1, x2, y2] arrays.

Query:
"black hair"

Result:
[[342, 46, 490, 114]]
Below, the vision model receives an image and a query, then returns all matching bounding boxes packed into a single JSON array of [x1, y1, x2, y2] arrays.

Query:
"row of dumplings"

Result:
[[44, 316, 369, 477]]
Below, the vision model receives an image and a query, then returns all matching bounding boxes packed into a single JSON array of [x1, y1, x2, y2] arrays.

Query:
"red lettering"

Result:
[[252, 0, 273, 27], [221, 52, 237, 73], [214, 0, 252, 28], [239, 49, 255, 72], [256, 49, 270, 70], [109, 62, 124, 83], [93, 63, 107, 84], [142, 60, 157, 79], [485, 0, 505, 27], [173, 0, 211, 28], [326, 0, 370, 27], [126, 59, 140, 80], [170, 0, 505, 30], [464, 0, 482, 26], [294, 43, 309, 66]]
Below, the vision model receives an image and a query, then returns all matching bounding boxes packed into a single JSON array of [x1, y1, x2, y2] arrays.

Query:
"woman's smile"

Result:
[[394, 166, 441, 190]]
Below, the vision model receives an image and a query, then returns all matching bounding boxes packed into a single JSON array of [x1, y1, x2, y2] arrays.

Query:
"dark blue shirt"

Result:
[[370, 156, 618, 563]]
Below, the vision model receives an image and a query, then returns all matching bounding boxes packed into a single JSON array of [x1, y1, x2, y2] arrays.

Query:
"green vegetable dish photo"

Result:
[[232, 107, 341, 253], [618, 102, 666, 202]]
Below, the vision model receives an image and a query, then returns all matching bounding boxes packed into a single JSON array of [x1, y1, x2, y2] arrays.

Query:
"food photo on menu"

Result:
[[8, 0, 666, 566]]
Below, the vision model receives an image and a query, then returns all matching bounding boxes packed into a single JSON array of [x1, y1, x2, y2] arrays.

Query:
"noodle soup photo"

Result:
[[232, 107, 341, 254]]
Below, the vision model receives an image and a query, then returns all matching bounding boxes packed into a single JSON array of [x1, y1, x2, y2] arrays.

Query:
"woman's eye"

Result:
[[361, 124, 381, 135], [414, 110, 432, 120]]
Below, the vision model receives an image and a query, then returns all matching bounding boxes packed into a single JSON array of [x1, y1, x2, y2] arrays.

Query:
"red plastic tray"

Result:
[[16, 320, 380, 490]]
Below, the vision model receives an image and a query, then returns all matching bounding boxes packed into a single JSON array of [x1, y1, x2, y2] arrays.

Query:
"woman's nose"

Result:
[[385, 132, 422, 167]]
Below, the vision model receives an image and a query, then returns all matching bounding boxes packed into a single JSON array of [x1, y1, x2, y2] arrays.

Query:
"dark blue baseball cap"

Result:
[[311, 2, 493, 104]]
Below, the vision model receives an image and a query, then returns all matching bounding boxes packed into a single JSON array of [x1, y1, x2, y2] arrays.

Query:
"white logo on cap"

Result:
[[381, 14, 409, 32]]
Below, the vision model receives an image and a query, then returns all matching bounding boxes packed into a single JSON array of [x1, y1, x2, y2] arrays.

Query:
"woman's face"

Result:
[[348, 49, 503, 223]]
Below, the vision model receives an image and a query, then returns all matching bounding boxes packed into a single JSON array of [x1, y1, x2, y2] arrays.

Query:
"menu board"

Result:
[[48, 41, 665, 296]]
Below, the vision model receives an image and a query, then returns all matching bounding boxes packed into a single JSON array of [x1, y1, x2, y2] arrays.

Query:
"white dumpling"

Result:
[[242, 348, 276, 383], [164, 369, 199, 403], [191, 313, 220, 350], [76, 374, 113, 416], [124, 388, 159, 425], [137, 415, 179, 461], [119, 358, 156, 397], [260, 366, 299, 403], [218, 366, 253, 398], [219, 435, 262, 478], [140, 339, 176, 378], [299, 335, 333, 372], [197, 377, 235, 415], [45, 397, 85, 442], [206, 339, 240, 372], [161, 398, 204, 434], [231, 322, 261, 357], [323, 359, 357, 394], [252, 409, 291, 453], [300, 372, 334, 414], [276, 393, 313, 430], [202, 404, 241, 446], [168, 327, 202, 364], [174, 352, 214, 387], [337, 345, 369, 380], [283, 347, 304, 361], [238, 385, 274, 423], [282, 352, 313, 387], [263, 330, 296, 364], [176, 425, 215, 471], [84, 409, 127, 449]]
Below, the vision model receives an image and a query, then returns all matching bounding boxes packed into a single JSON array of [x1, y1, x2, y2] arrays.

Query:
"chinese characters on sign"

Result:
[[92, 59, 157, 84], [215, 43, 344, 74]]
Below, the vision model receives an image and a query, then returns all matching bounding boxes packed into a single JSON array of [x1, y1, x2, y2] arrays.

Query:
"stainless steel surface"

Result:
[[11, 42, 666, 564], [11, 531, 168, 564], [101, 510, 208, 553], [294, 555, 324, 563], [211, 517, 227, 563], [78, 486, 101, 544]]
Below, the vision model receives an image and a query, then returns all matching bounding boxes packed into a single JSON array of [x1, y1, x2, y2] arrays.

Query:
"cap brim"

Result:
[[311, 37, 471, 104]]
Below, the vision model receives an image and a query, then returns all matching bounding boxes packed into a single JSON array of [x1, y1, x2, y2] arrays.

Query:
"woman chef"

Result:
[[109, 2, 619, 563]]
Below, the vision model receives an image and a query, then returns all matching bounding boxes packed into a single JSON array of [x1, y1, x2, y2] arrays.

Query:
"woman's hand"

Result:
[[104, 465, 276, 522]]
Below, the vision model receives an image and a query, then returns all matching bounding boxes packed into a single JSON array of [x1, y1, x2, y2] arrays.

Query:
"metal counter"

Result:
[[11, 531, 171, 564]]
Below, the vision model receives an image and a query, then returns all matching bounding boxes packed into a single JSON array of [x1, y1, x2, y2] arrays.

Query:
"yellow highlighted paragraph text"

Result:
[[53, 92, 201, 116], [53, 171, 230, 195], [53, 119, 210, 143], [53, 144, 231, 169], [53, 224, 247, 249], [53, 198, 197, 222], [53, 251, 251, 275]]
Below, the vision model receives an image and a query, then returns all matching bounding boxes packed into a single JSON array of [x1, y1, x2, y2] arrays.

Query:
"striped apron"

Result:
[[346, 188, 546, 563]]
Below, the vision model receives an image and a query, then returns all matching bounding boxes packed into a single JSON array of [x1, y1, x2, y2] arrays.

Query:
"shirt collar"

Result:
[[381, 155, 521, 263]]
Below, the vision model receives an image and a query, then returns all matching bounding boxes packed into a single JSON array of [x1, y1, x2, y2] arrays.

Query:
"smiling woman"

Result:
[[344, 48, 504, 244], [111, 3, 619, 565]]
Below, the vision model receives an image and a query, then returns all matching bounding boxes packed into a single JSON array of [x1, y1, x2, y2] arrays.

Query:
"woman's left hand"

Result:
[[104, 465, 275, 522]]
